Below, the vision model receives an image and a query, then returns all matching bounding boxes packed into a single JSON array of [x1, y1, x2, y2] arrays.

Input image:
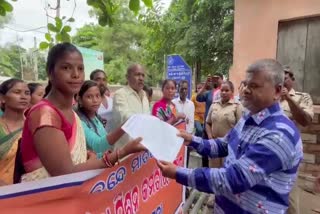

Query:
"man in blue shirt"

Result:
[[158, 59, 302, 214]]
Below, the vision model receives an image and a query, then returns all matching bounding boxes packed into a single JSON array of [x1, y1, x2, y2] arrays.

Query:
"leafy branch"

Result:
[[39, 16, 75, 49], [0, 0, 16, 16]]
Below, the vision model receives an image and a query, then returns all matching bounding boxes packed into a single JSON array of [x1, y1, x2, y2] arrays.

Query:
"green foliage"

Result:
[[36, 0, 153, 50], [129, 0, 140, 15], [73, 4, 148, 84], [39, 16, 74, 50], [105, 57, 128, 84], [87, 0, 153, 26], [37, 54, 47, 80], [0, 0, 15, 16], [0, 44, 25, 78], [0, 43, 47, 80], [142, 0, 152, 8], [0, 13, 11, 28], [0, 0, 234, 87], [72, 24, 104, 49], [73, 0, 234, 86], [142, 0, 234, 82]]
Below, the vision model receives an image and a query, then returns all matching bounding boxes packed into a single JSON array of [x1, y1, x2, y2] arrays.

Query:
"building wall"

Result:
[[230, 0, 320, 90]]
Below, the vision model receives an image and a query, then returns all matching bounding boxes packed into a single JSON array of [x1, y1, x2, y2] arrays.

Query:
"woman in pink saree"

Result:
[[19, 43, 144, 182]]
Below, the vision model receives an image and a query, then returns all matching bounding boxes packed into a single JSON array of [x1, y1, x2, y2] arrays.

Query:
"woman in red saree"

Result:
[[19, 43, 144, 182], [152, 79, 185, 125]]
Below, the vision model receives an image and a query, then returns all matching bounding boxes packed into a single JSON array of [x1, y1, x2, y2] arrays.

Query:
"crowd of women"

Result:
[[0, 42, 242, 187]]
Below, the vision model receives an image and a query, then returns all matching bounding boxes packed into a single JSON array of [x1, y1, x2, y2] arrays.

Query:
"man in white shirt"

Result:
[[173, 80, 195, 134], [113, 64, 150, 149]]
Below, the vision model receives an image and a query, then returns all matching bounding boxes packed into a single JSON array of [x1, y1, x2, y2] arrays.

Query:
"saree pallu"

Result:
[[0, 127, 22, 185], [152, 98, 177, 122], [21, 114, 87, 182]]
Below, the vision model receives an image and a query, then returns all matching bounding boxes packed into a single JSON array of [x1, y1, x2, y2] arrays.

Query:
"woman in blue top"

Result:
[[76, 80, 124, 158]]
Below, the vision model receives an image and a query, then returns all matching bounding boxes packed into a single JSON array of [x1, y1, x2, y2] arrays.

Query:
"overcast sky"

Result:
[[0, 0, 171, 48]]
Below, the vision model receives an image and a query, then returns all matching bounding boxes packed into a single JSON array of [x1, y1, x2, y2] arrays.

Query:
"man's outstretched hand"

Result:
[[157, 160, 178, 179], [177, 130, 192, 146]]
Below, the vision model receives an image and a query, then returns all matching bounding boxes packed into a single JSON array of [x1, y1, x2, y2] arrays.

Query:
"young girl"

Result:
[[76, 80, 124, 158], [0, 78, 30, 185], [152, 79, 185, 124], [19, 43, 144, 182], [28, 83, 45, 106]]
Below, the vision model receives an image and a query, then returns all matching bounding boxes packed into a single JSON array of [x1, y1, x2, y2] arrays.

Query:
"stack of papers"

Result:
[[122, 114, 184, 162]]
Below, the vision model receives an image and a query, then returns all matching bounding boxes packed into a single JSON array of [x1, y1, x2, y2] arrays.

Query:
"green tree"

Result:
[[37, 54, 47, 80], [142, 0, 234, 84], [37, 0, 153, 49], [0, 1, 15, 16], [72, 24, 104, 49], [73, 2, 148, 84], [0, 44, 25, 78], [0, 14, 11, 27]]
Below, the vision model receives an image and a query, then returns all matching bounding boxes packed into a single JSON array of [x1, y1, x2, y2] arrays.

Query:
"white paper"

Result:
[[121, 114, 184, 162]]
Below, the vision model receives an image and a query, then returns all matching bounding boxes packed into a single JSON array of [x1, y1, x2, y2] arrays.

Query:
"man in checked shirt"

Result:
[[158, 59, 303, 214]]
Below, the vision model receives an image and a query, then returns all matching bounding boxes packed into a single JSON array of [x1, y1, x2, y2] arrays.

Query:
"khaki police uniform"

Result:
[[280, 88, 314, 121], [206, 99, 243, 168], [280, 88, 314, 214]]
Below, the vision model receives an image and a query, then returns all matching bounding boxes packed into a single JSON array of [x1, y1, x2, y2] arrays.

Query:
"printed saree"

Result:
[[0, 125, 22, 185], [152, 98, 177, 122]]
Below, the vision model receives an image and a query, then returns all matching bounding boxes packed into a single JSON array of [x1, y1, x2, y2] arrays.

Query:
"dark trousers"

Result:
[[202, 130, 209, 167], [186, 121, 204, 167]]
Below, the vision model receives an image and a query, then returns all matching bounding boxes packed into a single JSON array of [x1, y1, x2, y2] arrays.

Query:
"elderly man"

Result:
[[112, 64, 150, 149], [280, 65, 314, 214], [158, 59, 302, 213]]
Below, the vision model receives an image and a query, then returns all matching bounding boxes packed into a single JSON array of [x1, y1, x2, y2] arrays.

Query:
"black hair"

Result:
[[76, 80, 104, 134], [78, 80, 98, 98], [98, 84, 109, 97], [179, 80, 188, 89], [28, 83, 42, 95], [0, 78, 25, 111], [90, 69, 106, 80], [214, 73, 223, 79], [44, 42, 82, 97], [195, 82, 204, 93], [161, 79, 176, 91], [222, 80, 235, 92], [143, 85, 153, 97], [285, 72, 295, 80]]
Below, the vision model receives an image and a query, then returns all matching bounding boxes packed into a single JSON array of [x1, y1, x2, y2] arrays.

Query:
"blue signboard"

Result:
[[167, 55, 192, 99]]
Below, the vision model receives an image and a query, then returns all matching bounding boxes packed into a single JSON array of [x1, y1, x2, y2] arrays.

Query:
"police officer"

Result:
[[280, 65, 314, 214], [205, 80, 243, 168], [280, 65, 314, 126]]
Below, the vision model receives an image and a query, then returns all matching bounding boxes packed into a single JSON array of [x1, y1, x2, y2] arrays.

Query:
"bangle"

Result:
[[102, 150, 114, 168]]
